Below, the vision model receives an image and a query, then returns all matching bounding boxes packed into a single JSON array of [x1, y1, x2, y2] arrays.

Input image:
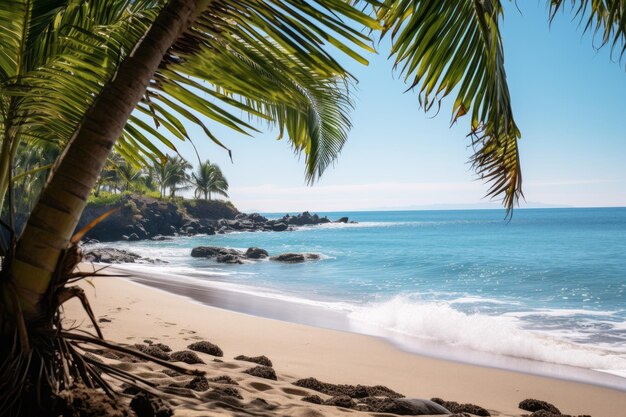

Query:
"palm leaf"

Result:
[[375, 0, 522, 214]]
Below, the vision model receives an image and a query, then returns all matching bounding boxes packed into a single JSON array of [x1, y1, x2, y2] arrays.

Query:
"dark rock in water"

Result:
[[294, 377, 404, 399], [431, 398, 490, 416], [170, 350, 205, 364], [245, 247, 269, 259], [271, 222, 288, 232], [191, 246, 221, 257], [209, 375, 239, 385], [190, 246, 242, 259], [128, 233, 140, 241], [318, 217, 331, 224], [270, 253, 320, 263], [212, 386, 243, 399], [519, 399, 561, 415], [248, 213, 268, 223], [243, 366, 277, 380], [364, 397, 450, 415], [234, 354, 272, 367], [216, 254, 244, 264], [150, 235, 172, 241], [336, 217, 349, 223], [301, 395, 323, 405], [323, 395, 355, 409], [133, 344, 170, 361], [187, 341, 223, 357], [184, 376, 209, 392]]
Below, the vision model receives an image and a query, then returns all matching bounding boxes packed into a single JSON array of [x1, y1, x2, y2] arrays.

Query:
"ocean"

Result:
[[93, 207, 626, 385]]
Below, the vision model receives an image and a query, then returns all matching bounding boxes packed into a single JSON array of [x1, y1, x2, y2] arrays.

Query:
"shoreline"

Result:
[[94, 264, 626, 392], [65, 269, 626, 417]]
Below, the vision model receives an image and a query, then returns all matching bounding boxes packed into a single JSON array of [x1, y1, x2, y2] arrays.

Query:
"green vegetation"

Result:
[[86, 191, 128, 207], [0, 1, 624, 415]]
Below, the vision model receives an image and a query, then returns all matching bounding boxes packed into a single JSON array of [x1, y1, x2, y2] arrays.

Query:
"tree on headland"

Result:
[[192, 160, 229, 201], [0, 1, 624, 415], [150, 155, 192, 198]]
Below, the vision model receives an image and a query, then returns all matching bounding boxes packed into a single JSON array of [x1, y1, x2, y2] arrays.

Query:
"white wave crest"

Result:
[[347, 295, 626, 372]]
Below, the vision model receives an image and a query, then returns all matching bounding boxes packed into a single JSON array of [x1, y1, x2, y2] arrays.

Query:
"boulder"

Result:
[[335, 217, 349, 223], [128, 233, 140, 241], [245, 247, 269, 259], [191, 246, 241, 258], [270, 253, 320, 263], [216, 254, 244, 264], [271, 222, 288, 232]]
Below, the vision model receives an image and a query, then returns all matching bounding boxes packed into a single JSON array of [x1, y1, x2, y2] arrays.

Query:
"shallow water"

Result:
[[92, 207, 626, 381]]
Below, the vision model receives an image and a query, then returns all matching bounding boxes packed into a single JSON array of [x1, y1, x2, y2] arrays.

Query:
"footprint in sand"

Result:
[[247, 381, 274, 392], [281, 387, 309, 396]]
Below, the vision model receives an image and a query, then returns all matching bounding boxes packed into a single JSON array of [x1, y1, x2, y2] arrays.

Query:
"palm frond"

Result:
[[549, 0, 626, 60], [375, 0, 522, 214], [138, 0, 378, 182]]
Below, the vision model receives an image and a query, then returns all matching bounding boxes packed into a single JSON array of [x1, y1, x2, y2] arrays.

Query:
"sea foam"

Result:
[[347, 295, 626, 373]]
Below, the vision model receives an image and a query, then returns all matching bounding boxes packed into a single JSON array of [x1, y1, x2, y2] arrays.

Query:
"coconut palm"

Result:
[[166, 156, 192, 198], [151, 155, 191, 198], [0, 0, 624, 415], [192, 160, 229, 200]]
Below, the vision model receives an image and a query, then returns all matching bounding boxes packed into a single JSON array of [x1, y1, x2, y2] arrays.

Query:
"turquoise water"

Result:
[[99, 208, 626, 378]]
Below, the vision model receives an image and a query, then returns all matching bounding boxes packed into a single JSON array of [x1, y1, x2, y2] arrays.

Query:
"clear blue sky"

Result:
[[171, 3, 626, 212]]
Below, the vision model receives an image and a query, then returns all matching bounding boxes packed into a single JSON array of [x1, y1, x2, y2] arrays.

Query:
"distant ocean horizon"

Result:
[[94, 207, 626, 385]]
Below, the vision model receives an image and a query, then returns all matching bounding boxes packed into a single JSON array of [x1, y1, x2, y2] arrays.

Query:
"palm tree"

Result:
[[165, 155, 192, 198], [151, 155, 191, 198], [192, 160, 229, 200], [0, 0, 624, 414]]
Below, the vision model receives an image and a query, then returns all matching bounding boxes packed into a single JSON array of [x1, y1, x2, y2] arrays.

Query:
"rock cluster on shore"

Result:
[[82, 248, 166, 264], [190, 246, 320, 265], [77, 194, 351, 242]]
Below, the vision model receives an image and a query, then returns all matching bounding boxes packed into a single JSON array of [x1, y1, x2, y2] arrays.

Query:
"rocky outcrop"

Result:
[[82, 248, 165, 264], [245, 247, 269, 259], [77, 194, 352, 242]]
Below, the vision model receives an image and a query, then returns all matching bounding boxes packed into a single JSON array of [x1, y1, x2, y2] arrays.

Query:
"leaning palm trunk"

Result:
[[12, 0, 198, 317], [1, 0, 201, 414]]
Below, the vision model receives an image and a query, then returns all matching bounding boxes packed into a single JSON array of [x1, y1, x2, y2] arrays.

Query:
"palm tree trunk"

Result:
[[10, 0, 200, 317]]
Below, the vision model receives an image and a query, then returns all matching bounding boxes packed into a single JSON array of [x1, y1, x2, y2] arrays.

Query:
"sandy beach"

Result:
[[63, 267, 626, 417]]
